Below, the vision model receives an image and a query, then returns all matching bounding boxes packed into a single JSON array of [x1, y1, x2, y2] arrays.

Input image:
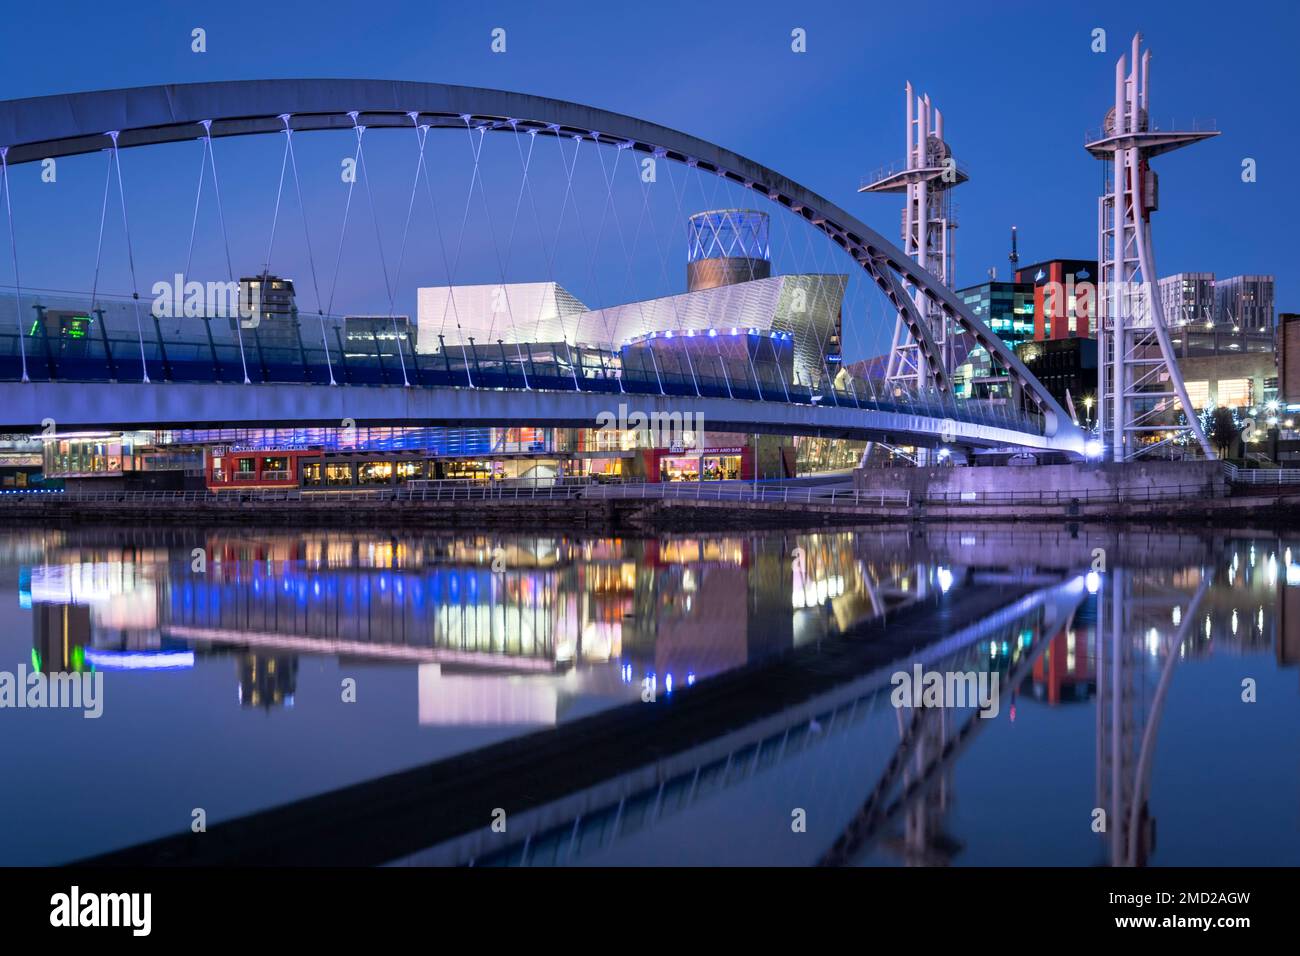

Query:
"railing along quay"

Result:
[[6, 469, 1294, 511], [0, 482, 912, 508]]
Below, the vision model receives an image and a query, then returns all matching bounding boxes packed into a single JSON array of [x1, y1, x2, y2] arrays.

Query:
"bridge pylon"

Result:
[[861, 82, 967, 393], [1087, 33, 1217, 461]]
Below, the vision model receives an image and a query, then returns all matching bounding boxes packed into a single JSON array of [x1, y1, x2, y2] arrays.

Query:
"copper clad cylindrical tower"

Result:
[[686, 209, 771, 292]]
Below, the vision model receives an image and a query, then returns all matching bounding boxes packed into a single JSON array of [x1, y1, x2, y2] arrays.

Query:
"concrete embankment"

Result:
[[0, 493, 909, 532], [2, 487, 1299, 531]]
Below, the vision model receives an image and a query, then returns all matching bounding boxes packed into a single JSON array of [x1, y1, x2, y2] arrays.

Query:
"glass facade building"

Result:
[[953, 280, 1036, 399]]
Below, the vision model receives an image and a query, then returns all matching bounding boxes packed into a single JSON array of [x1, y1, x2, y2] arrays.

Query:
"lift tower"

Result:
[[861, 83, 967, 392], [1086, 33, 1217, 460]]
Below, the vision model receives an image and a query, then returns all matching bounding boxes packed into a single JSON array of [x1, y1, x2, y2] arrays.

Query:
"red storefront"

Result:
[[206, 447, 316, 490]]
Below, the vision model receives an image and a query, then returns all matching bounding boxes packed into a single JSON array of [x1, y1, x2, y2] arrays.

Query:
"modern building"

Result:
[[1214, 275, 1275, 333], [1015, 258, 1098, 341], [1154, 273, 1276, 360], [1159, 273, 1216, 327], [239, 273, 301, 349], [1158, 272, 1276, 334], [344, 315, 412, 358], [416, 210, 846, 391], [686, 209, 772, 290], [1015, 338, 1098, 425], [1176, 351, 1277, 413], [416, 281, 587, 351], [43, 210, 841, 488], [1279, 313, 1300, 403], [953, 280, 1036, 399], [181, 423, 772, 487], [0, 434, 46, 488], [41, 431, 205, 491]]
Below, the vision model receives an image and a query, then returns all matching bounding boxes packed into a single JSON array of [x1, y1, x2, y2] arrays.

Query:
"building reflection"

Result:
[[1029, 599, 1098, 705], [12, 529, 913, 723], [14, 528, 1300, 754], [237, 654, 297, 710], [14, 525, 1300, 866], [31, 603, 92, 674]]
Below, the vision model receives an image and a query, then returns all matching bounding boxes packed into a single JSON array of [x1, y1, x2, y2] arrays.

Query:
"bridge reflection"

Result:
[[18, 529, 946, 724], [10, 525, 1297, 866]]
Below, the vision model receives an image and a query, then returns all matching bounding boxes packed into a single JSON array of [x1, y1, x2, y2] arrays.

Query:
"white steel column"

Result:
[[1088, 33, 1216, 461], [864, 83, 965, 394]]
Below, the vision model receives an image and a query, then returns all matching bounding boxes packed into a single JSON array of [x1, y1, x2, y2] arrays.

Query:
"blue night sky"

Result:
[[1, 0, 1296, 358]]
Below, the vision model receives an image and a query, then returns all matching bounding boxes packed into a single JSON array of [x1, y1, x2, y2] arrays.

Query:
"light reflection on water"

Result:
[[0, 525, 1295, 866]]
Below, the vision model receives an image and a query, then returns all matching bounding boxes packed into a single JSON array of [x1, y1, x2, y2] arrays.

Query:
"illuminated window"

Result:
[[1217, 378, 1252, 408], [358, 461, 393, 484], [1183, 381, 1210, 409], [326, 463, 354, 486]]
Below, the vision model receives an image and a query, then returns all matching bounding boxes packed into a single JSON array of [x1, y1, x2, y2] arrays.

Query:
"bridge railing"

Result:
[[918, 481, 1224, 505], [0, 289, 1048, 437], [0, 482, 913, 508], [0, 479, 1246, 508], [1222, 462, 1300, 485]]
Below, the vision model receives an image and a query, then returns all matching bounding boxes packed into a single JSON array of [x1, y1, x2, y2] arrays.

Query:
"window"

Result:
[[301, 462, 323, 487], [1217, 378, 1252, 408], [396, 461, 424, 482], [357, 461, 392, 485], [325, 463, 354, 486], [1184, 380, 1210, 409], [236, 457, 256, 477]]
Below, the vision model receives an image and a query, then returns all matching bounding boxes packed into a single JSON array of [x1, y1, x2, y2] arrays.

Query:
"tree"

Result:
[[1206, 406, 1241, 459]]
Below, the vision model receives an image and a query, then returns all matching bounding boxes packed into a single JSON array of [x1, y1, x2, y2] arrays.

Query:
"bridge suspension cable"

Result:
[[416, 123, 471, 388], [0, 148, 29, 382], [282, 115, 336, 386], [200, 122, 251, 384], [355, 115, 409, 387], [109, 131, 152, 384], [462, 117, 527, 390]]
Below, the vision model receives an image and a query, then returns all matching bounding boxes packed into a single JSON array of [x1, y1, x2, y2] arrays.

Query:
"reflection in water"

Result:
[[17, 530, 935, 722], [0, 526, 1296, 866]]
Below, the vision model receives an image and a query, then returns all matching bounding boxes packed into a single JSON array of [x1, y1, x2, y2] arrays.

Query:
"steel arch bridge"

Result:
[[0, 79, 1086, 454]]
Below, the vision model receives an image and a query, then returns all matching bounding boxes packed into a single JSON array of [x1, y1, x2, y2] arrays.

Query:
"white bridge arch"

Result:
[[0, 79, 1085, 454]]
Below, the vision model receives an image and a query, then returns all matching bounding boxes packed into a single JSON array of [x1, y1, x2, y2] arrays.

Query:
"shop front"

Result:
[[207, 446, 317, 490], [649, 444, 751, 482]]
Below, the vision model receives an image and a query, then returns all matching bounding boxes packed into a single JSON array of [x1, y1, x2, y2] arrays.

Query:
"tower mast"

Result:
[[1086, 33, 1217, 461], [861, 83, 967, 392]]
